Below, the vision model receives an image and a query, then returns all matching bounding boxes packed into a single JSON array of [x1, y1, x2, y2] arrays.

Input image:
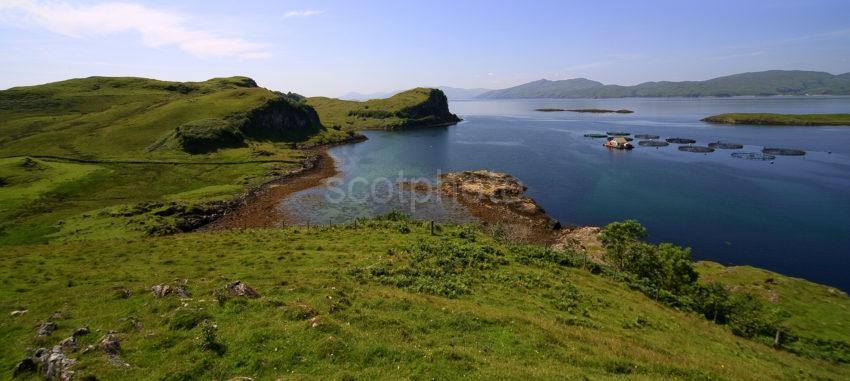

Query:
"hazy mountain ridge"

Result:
[[477, 70, 850, 98]]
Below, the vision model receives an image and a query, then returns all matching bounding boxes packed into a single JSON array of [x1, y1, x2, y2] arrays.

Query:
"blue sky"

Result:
[[2, 0, 850, 96]]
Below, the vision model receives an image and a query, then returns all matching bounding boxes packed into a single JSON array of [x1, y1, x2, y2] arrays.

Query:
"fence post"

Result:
[[430, 220, 435, 235]]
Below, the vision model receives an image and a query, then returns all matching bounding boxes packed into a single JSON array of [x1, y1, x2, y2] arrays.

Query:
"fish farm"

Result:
[[732, 152, 777, 161], [678, 146, 715, 153], [583, 133, 608, 138], [638, 140, 670, 147], [708, 142, 744, 149], [634, 134, 660, 139], [606, 131, 630, 136], [763, 148, 806, 156], [608, 136, 634, 142], [666, 138, 697, 144]]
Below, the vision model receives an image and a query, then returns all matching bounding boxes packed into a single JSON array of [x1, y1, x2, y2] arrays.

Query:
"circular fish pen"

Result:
[[708, 142, 744, 149], [763, 147, 806, 156], [638, 140, 669, 147], [634, 134, 660, 139], [583, 133, 608, 138], [666, 138, 697, 144], [606, 131, 630, 136], [732, 152, 776, 161], [608, 136, 634, 142], [678, 146, 715, 153]]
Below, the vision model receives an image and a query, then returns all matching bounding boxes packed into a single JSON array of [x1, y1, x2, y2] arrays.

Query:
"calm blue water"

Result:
[[283, 97, 850, 290]]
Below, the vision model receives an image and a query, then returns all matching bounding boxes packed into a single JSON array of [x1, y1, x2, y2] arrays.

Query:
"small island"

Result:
[[702, 113, 850, 126], [535, 108, 634, 114]]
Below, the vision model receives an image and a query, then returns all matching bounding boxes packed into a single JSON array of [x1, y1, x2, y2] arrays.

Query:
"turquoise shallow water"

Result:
[[282, 97, 850, 290]]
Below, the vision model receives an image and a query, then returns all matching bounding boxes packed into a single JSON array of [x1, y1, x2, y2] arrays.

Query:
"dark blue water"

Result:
[[283, 97, 850, 290]]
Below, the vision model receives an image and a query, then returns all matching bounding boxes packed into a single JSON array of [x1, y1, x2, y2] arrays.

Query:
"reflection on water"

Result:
[[282, 97, 850, 290]]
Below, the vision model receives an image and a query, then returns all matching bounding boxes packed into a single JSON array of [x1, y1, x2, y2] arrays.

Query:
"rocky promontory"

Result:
[[439, 170, 561, 243]]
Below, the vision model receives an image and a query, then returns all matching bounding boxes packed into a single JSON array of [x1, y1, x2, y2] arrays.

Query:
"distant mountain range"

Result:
[[476, 70, 850, 99], [340, 86, 492, 101]]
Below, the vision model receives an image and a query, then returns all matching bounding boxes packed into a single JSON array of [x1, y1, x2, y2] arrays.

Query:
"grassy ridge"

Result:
[[308, 88, 460, 130], [701, 113, 850, 126], [2, 218, 849, 380]]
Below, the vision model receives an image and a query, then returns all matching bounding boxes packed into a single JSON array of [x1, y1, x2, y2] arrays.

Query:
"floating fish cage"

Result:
[[666, 138, 697, 144], [638, 140, 669, 147], [708, 142, 744, 149], [583, 133, 608, 138], [678, 146, 715, 153], [607, 136, 634, 142], [732, 152, 776, 161], [606, 131, 630, 136], [634, 134, 660, 139], [763, 147, 806, 156]]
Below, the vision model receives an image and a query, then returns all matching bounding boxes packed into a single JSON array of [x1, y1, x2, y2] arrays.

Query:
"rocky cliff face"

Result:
[[397, 89, 461, 126], [237, 96, 323, 141]]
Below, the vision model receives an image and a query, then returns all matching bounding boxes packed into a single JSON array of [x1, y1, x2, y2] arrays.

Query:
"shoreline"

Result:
[[201, 149, 340, 230]]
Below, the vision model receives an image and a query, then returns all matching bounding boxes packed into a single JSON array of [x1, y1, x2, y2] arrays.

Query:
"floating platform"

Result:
[[732, 152, 776, 161], [583, 133, 608, 138], [763, 147, 806, 156], [708, 142, 744, 149], [678, 146, 715, 153], [666, 138, 697, 144], [634, 134, 660, 139], [607, 136, 634, 142], [638, 140, 669, 147]]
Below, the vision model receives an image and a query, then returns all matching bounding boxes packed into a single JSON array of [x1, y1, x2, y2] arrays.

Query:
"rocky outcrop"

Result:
[[237, 96, 323, 141], [225, 281, 260, 298], [396, 88, 461, 126], [440, 170, 560, 244]]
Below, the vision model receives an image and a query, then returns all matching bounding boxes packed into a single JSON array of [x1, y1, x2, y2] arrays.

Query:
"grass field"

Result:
[[701, 113, 850, 126], [2, 217, 849, 380]]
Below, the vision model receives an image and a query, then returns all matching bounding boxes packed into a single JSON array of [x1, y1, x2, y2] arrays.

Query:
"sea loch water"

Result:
[[282, 97, 850, 291]]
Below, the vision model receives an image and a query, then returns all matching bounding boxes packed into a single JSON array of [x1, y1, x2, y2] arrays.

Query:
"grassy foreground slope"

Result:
[[2, 217, 849, 380], [701, 113, 850, 126], [308, 88, 461, 130]]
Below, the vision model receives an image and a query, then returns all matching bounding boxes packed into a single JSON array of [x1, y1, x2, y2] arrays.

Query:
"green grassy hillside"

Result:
[[2, 216, 849, 380], [0, 76, 353, 160], [308, 88, 461, 130], [701, 113, 850, 126]]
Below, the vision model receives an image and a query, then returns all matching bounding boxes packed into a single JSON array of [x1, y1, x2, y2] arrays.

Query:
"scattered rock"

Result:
[[12, 357, 36, 377], [98, 334, 121, 355], [37, 322, 58, 337], [174, 286, 192, 298], [73, 327, 90, 337], [58, 336, 78, 352], [81, 345, 95, 354], [10, 309, 28, 317], [36, 346, 76, 381], [151, 284, 173, 298], [308, 316, 322, 328], [226, 281, 259, 298], [228, 378, 256, 381], [151, 284, 191, 298]]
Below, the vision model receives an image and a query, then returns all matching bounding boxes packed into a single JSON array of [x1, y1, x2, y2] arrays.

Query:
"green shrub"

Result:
[[350, 239, 507, 298]]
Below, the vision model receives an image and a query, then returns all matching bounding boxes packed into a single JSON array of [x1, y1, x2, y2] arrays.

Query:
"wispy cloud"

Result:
[[284, 10, 324, 18], [0, 0, 270, 60]]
